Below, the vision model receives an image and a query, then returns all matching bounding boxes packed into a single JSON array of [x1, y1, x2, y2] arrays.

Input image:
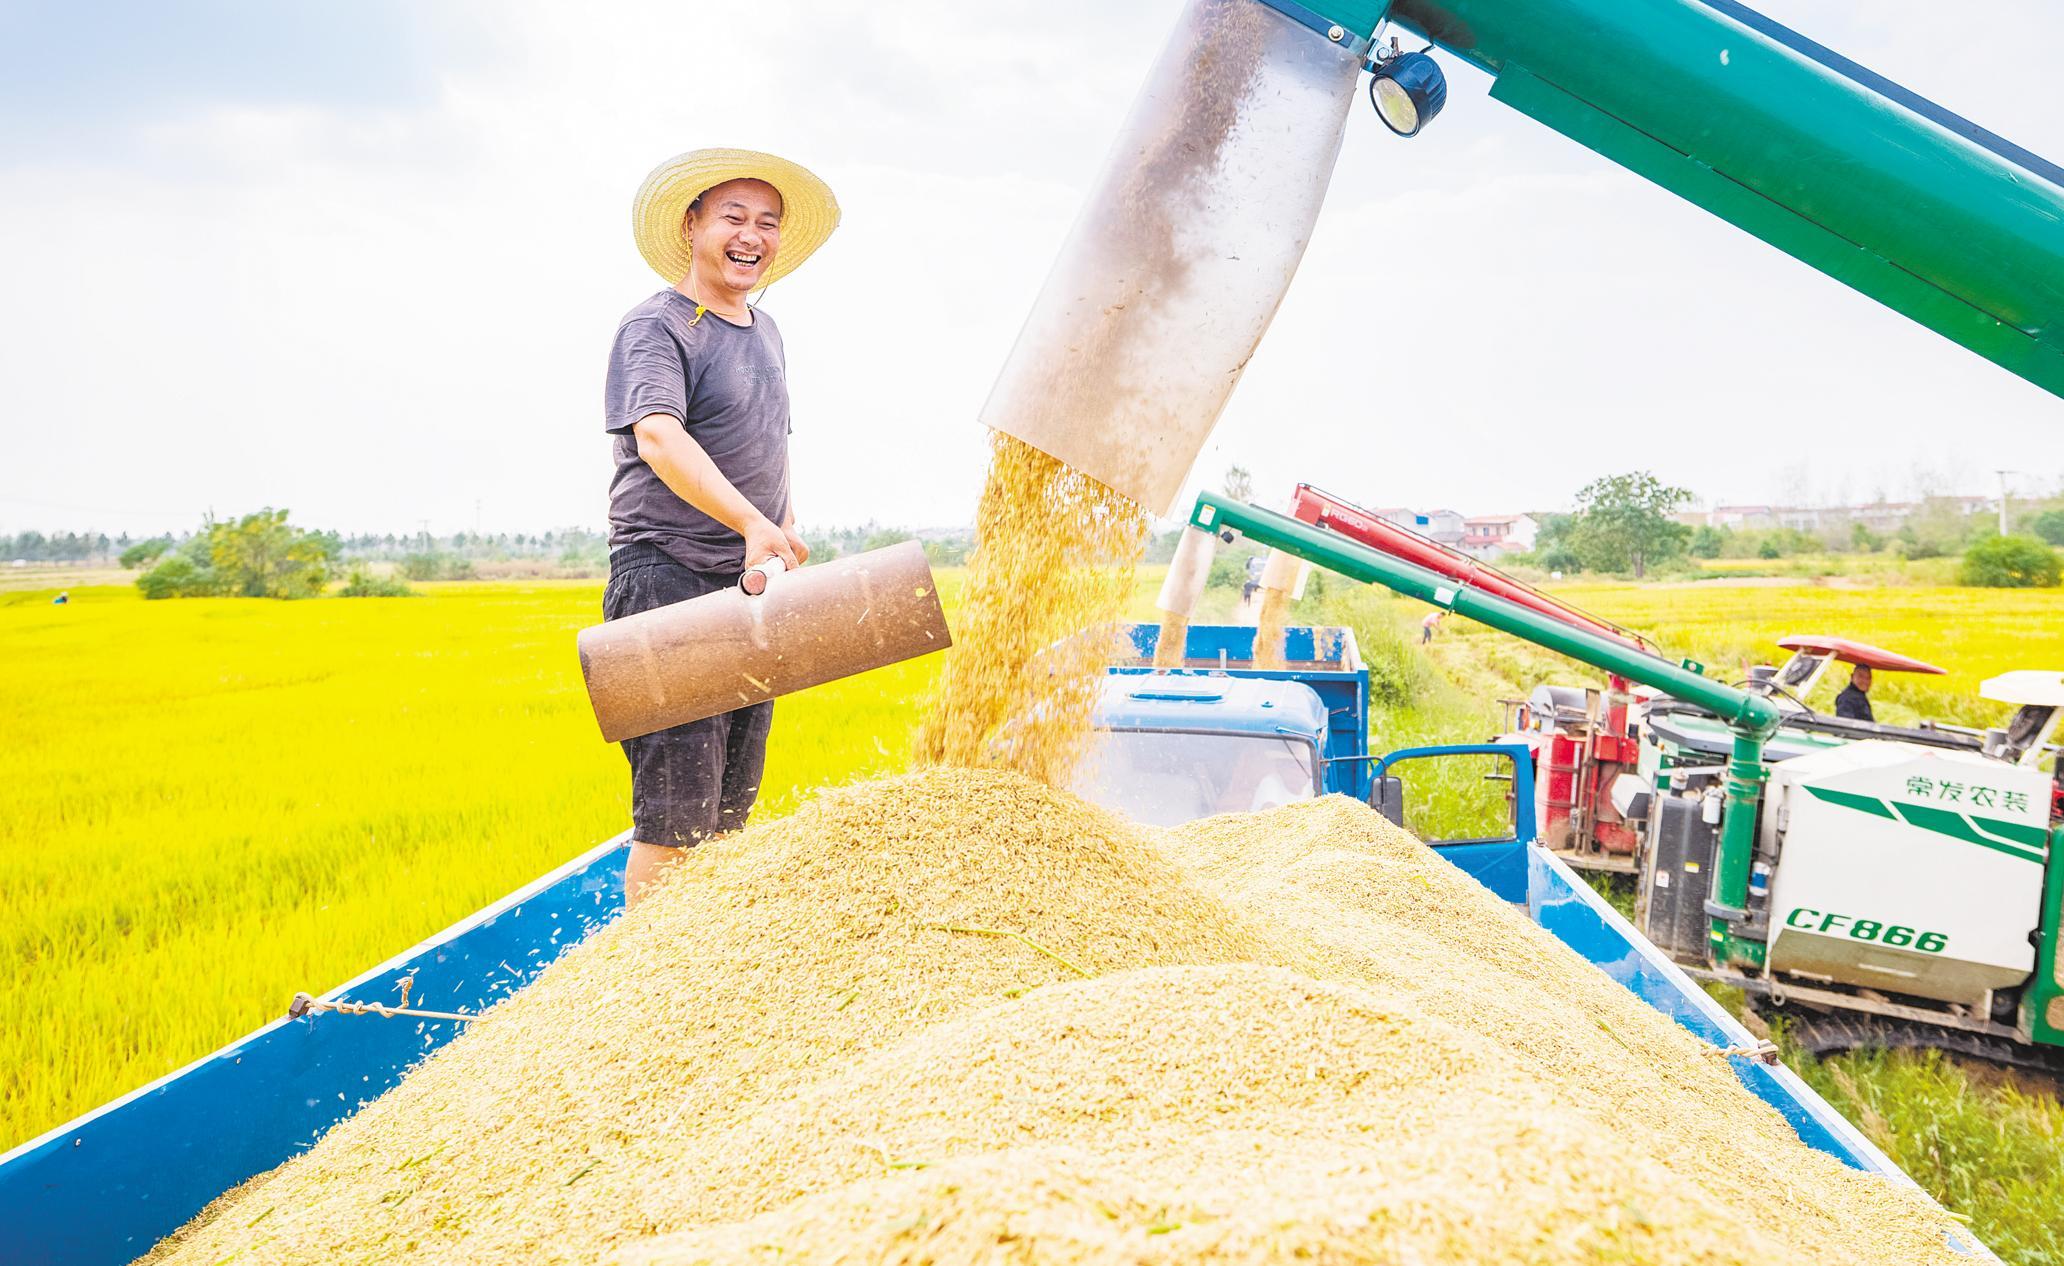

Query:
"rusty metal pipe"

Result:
[[577, 541, 951, 743]]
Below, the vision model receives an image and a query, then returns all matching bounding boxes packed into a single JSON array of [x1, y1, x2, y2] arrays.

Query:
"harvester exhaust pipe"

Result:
[[576, 542, 951, 744], [979, 0, 1365, 514]]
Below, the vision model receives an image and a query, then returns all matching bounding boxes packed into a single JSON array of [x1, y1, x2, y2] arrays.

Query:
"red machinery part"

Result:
[[1290, 485, 1652, 655], [1291, 484, 1648, 860], [1775, 634, 1948, 675], [1539, 731, 1583, 849]]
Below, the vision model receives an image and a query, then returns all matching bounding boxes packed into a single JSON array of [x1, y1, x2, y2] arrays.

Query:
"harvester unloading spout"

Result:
[[999, 0, 2063, 518], [981, 0, 1367, 514]]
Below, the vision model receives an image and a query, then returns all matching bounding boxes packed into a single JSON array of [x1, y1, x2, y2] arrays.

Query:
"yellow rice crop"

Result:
[[0, 579, 949, 1150]]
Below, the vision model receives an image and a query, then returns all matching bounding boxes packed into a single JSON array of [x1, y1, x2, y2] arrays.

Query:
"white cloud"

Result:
[[0, 0, 2058, 537]]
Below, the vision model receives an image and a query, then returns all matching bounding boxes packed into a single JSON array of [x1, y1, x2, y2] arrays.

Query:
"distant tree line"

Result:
[[1506, 472, 2063, 587], [1676, 505, 2062, 564], [19, 472, 2057, 596], [336, 527, 612, 577], [800, 523, 972, 568], [2, 531, 122, 563]]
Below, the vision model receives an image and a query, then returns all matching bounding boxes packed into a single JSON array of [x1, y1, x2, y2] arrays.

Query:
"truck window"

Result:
[[1068, 731, 1318, 827], [1389, 751, 1516, 842]]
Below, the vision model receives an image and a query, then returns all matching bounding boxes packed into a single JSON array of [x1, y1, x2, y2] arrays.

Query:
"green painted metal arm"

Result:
[[1192, 494, 1778, 733], [2024, 824, 2064, 1048], [1191, 492, 1775, 964], [1303, 0, 2064, 398]]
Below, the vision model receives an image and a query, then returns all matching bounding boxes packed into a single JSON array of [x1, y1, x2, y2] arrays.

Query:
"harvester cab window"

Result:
[[1776, 650, 1827, 692], [1978, 671, 2064, 769]]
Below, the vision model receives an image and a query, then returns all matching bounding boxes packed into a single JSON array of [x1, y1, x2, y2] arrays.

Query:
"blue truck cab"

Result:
[[1073, 623, 1373, 826]]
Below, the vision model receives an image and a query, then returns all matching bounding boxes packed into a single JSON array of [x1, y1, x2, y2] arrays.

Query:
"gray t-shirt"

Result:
[[604, 290, 791, 573]]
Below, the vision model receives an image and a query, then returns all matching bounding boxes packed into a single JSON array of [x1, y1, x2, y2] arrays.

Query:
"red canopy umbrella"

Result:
[[1775, 635, 1947, 675]]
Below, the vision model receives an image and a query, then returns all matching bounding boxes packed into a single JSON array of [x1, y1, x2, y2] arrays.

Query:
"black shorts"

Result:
[[603, 543, 773, 847]]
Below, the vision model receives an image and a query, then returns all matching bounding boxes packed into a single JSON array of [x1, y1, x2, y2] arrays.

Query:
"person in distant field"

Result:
[[601, 148, 839, 905], [1834, 664, 1874, 722], [1421, 610, 1444, 644], [1241, 553, 1266, 605], [51, 591, 68, 605]]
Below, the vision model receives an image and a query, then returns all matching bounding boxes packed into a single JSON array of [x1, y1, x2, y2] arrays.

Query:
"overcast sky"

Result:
[[2, 0, 2060, 538]]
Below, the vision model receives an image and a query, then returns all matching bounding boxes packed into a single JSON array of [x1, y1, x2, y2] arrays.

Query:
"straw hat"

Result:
[[631, 148, 840, 289]]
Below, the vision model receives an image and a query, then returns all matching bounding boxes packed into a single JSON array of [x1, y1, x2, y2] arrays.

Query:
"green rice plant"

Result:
[[1545, 580, 2064, 728], [1790, 1046, 2064, 1266]]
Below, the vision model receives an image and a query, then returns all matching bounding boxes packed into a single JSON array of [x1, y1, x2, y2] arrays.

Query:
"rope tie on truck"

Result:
[[1708, 1038, 1782, 1065], [287, 975, 479, 1025]]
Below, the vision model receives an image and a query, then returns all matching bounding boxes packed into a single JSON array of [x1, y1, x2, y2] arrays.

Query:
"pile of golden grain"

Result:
[[146, 771, 1972, 1265]]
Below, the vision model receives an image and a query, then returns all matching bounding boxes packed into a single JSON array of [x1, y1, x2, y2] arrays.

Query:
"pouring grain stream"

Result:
[[1253, 586, 1292, 670], [917, 0, 1326, 777], [911, 434, 1149, 783]]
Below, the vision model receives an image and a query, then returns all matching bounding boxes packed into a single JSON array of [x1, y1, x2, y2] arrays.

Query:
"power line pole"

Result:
[[1995, 469, 2015, 535]]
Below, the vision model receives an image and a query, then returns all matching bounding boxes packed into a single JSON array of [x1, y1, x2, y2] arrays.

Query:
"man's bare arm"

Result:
[[632, 414, 798, 568]]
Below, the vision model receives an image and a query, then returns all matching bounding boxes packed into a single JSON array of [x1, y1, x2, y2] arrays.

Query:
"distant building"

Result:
[[1689, 496, 1999, 538], [1461, 514, 1539, 559], [1371, 507, 1463, 544], [1421, 509, 1466, 545], [1846, 501, 1916, 532], [1709, 505, 1778, 530]]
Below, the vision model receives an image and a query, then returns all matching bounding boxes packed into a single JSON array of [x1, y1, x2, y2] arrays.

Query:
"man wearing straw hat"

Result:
[[602, 148, 839, 903]]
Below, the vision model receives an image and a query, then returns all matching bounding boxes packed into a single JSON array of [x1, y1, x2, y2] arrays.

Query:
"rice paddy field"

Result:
[[1404, 578, 2064, 731], [4, 567, 2061, 1262]]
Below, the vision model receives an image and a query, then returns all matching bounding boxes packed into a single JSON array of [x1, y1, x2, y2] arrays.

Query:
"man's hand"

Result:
[[743, 515, 800, 571], [782, 523, 810, 567]]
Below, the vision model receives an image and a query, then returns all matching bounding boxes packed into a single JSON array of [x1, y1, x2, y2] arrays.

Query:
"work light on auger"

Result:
[[1367, 47, 1446, 137]]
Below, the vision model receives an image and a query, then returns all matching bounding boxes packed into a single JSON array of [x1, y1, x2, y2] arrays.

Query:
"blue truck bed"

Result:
[[0, 817, 1966, 1264]]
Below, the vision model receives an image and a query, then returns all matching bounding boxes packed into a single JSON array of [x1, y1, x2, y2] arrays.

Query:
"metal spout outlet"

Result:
[[981, 0, 1363, 513]]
